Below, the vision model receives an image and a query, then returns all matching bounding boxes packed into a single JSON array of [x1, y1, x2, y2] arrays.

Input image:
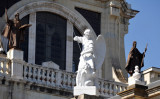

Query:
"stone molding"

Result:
[[147, 86, 160, 98]]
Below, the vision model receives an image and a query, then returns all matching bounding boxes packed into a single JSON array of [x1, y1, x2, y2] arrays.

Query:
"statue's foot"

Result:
[[85, 80, 94, 86]]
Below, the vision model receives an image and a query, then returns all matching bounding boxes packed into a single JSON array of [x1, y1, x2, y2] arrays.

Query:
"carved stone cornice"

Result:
[[108, 0, 139, 19], [120, 0, 139, 19]]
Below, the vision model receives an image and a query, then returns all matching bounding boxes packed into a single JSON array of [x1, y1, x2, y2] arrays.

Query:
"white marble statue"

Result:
[[74, 29, 106, 86]]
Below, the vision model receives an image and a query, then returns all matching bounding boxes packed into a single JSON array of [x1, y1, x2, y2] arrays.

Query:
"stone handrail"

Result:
[[0, 57, 127, 97]]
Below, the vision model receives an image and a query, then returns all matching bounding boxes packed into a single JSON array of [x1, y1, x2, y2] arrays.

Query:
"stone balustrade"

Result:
[[97, 79, 127, 97], [0, 57, 10, 77], [0, 57, 127, 97], [23, 63, 76, 90]]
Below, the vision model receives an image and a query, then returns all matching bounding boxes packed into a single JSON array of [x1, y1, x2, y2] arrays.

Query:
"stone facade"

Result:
[[0, 0, 138, 82], [142, 67, 160, 85], [0, 0, 140, 99]]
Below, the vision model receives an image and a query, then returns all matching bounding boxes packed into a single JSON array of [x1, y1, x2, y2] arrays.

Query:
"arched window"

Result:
[[20, 15, 29, 62], [73, 27, 82, 72], [35, 12, 67, 70]]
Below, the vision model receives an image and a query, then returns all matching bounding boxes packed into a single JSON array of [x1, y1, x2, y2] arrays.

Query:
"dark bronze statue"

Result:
[[125, 41, 147, 76], [1, 8, 31, 49]]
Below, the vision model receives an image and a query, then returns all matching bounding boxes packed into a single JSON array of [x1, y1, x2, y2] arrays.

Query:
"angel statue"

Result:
[[74, 29, 106, 86], [1, 8, 31, 49]]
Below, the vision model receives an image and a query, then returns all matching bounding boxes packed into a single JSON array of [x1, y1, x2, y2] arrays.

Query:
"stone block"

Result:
[[42, 61, 59, 69], [7, 49, 23, 60], [74, 86, 99, 96]]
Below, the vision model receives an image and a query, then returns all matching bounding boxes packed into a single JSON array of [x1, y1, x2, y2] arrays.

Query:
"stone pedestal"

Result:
[[7, 49, 24, 80], [42, 61, 59, 69], [128, 76, 145, 86], [118, 84, 148, 99], [7, 48, 23, 60], [71, 94, 104, 99], [128, 66, 145, 86], [74, 86, 99, 96]]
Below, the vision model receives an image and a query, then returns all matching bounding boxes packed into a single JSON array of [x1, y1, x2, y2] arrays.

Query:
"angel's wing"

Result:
[[94, 35, 106, 70]]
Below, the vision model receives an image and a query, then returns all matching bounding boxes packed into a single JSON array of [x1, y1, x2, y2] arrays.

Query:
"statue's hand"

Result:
[[73, 36, 78, 41], [145, 48, 147, 52]]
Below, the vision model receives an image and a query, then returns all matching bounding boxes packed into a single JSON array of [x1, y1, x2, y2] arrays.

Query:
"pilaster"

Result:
[[66, 21, 73, 72], [28, 12, 36, 64]]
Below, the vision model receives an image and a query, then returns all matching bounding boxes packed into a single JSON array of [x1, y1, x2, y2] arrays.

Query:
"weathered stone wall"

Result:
[[0, 79, 70, 99]]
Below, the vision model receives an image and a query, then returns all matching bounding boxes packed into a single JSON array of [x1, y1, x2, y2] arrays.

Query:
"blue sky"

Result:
[[125, 0, 160, 71]]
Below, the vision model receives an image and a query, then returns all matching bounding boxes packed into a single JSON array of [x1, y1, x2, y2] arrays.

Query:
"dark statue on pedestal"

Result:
[[1, 8, 31, 49], [125, 41, 147, 76]]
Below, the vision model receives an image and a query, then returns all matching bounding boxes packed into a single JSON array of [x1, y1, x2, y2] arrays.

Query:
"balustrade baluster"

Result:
[[28, 66, 32, 81], [0, 62, 2, 76], [37, 68, 41, 83], [68, 74, 71, 89], [41, 69, 45, 84], [64, 74, 68, 88], [53, 71, 56, 86], [3, 61, 7, 76], [24, 66, 28, 80], [56, 71, 61, 87], [46, 70, 50, 85], [109, 83, 113, 96], [105, 82, 109, 97], [50, 70, 54, 86], [33, 67, 36, 82], [61, 73, 64, 88], [117, 85, 120, 93], [121, 86, 124, 91]]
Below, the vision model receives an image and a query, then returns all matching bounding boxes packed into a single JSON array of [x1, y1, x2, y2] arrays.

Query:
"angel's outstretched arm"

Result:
[[73, 36, 83, 43]]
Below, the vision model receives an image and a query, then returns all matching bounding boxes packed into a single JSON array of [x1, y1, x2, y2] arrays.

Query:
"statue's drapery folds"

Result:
[[126, 41, 147, 76]]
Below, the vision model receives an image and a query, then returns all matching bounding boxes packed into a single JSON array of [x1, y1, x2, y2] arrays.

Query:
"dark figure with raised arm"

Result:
[[2, 8, 31, 49]]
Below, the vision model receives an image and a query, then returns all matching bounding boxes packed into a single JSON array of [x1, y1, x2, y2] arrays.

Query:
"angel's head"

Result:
[[15, 13, 19, 20], [84, 29, 92, 39]]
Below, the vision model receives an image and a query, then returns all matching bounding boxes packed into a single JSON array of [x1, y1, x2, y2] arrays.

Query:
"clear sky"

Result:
[[125, 0, 160, 71]]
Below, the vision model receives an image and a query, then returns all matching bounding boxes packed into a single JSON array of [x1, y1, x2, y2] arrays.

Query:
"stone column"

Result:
[[28, 13, 36, 64], [66, 21, 73, 72]]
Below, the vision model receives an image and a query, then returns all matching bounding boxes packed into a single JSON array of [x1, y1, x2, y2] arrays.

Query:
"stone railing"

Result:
[[0, 56, 127, 97], [0, 57, 10, 77], [97, 79, 127, 97], [23, 63, 76, 91]]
